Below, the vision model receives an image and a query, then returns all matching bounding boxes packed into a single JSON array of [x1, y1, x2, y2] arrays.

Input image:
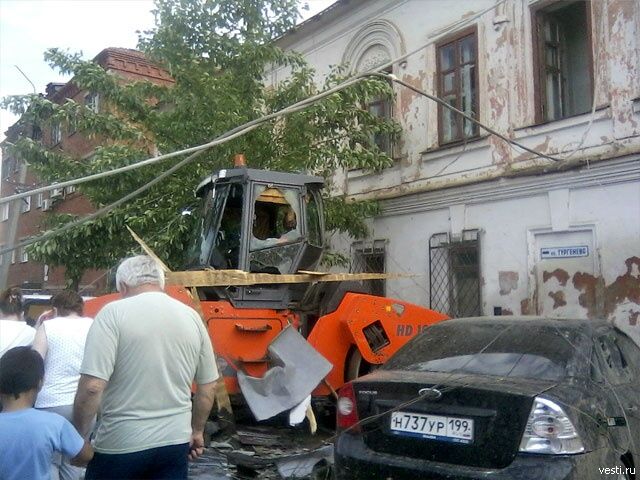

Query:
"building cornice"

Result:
[[380, 155, 640, 216]]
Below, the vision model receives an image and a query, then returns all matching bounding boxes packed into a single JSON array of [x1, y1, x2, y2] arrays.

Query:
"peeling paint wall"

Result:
[[275, 0, 640, 339]]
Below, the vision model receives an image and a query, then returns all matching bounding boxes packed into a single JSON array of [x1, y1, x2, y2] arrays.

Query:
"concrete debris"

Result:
[[190, 424, 334, 480], [288, 396, 311, 427], [275, 445, 334, 479], [238, 327, 332, 421], [238, 428, 284, 447]]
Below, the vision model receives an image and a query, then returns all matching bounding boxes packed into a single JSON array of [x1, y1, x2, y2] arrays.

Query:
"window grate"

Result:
[[351, 240, 386, 297], [429, 230, 481, 317]]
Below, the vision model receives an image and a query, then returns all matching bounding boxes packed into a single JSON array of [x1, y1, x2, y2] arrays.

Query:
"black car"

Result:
[[334, 317, 639, 480]]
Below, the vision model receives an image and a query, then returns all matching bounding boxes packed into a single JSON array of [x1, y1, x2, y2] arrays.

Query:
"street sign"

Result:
[[540, 245, 589, 259]]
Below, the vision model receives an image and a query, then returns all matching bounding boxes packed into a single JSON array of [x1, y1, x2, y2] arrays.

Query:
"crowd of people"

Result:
[[0, 255, 219, 480]]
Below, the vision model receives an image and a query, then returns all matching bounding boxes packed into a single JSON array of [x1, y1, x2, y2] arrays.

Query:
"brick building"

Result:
[[0, 47, 173, 294]]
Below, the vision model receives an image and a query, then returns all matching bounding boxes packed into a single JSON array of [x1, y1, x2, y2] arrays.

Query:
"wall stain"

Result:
[[499, 271, 519, 295], [521, 298, 532, 315], [502, 308, 513, 316], [522, 257, 640, 324], [399, 72, 426, 120], [543, 268, 570, 286], [548, 290, 567, 309], [571, 256, 640, 320]]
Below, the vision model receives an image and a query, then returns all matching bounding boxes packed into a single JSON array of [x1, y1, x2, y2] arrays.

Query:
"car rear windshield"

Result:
[[384, 321, 583, 381]]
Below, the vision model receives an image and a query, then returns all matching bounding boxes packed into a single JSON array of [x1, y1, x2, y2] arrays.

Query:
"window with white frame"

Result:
[[20, 246, 28, 263], [51, 121, 62, 145], [0, 246, 4, 266], [65, 185, 76, 195], [21, 196, 31, 213], [1, 204, 9, 221], [37, 193, 44, 208], [11, 249, 16, 265], [85, 92, 100, 113]]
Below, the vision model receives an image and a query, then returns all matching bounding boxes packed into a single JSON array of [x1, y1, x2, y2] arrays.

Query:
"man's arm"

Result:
[[32, 324, 48, 358], [73, 374, 107, 438], [70, 441, 94, 466], [189, 381, 216, 460]]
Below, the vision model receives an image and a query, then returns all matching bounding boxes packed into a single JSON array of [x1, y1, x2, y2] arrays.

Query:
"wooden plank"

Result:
[[126, 226, 170, 272], [166, 270, 415, 287]]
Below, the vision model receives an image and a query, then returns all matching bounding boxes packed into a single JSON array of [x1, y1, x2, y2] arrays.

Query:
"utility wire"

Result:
[[0, 68, 565, 257], [2, 1, 540, 256], [0, 0, 508, 207], [375, 72, 562, 162], [0, 72, 371, 257]]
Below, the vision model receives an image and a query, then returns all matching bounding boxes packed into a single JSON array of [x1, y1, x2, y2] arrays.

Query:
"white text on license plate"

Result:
[[390, 411, 474, 444]]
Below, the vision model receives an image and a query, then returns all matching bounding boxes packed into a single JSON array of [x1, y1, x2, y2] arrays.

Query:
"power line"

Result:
[[375, 72, 562, 163], [1, 0, 508, 207], [0, 73, 369, 257], [1, 1, 528, 256]]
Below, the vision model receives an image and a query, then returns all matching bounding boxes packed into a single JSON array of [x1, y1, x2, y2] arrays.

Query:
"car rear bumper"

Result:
[[334, 433, 616, 480]]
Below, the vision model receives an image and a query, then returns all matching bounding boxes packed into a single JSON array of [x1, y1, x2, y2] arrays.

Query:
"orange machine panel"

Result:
[[199, 300, 297, 395], [308, 292, 449, 395]]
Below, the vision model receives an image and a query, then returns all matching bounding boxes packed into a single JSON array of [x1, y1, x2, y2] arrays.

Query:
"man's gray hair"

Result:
[[115, 255, 165, 291]]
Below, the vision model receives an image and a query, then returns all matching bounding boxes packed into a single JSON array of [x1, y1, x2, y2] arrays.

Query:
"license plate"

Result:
[[390, 411, 474, 444]]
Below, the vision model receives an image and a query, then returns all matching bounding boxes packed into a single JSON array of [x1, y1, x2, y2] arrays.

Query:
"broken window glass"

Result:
[[534, 0, 593, 122], [248, 184, 303, 274]]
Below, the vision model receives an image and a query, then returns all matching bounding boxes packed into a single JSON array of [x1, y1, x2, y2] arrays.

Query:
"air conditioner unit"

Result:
[[50, 188, 64, 200], [42, 199, 52, 211]]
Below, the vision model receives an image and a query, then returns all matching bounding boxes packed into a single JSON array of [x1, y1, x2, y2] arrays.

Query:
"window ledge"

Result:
[[347, 159, 402, 180], [421, 135, 490, 163], [514, 106, 610, 137]]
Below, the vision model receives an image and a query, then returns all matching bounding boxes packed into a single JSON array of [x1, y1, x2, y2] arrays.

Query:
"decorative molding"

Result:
[[342, 20, 406, 71], [380, 155, 640, 217]]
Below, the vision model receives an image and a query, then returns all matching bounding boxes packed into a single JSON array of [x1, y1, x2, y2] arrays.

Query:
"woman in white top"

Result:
[[0, 287, 35, 357], [32, 290, 93, 480]]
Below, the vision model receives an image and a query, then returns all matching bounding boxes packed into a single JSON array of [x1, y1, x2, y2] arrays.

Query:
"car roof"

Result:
[[439, 316, 609, 334]]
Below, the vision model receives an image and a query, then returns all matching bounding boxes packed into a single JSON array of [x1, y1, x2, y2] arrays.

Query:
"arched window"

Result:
[[343, 21, 405, 158]]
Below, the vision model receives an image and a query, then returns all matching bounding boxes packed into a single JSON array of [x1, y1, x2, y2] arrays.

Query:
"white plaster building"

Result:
[[272, 0, 640, 341]]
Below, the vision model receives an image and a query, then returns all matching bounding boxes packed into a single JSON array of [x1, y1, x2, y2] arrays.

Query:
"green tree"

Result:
[[2, 0, 398, 288]]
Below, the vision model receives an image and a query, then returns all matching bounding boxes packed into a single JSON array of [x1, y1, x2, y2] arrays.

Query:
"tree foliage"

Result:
[[1, 0, 398, 288]]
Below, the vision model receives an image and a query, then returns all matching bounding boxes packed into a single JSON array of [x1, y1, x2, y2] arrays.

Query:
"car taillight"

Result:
[[519, 397, 584, 454], [337, 382, 360, 432]]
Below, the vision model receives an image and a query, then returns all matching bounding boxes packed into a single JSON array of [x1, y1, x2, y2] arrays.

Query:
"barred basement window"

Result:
[[429, 230, 481, 317], [351, 239, 386, 297]]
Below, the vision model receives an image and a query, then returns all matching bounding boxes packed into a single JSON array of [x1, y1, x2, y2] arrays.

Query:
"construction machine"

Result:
[[85, 159, 448, 407]]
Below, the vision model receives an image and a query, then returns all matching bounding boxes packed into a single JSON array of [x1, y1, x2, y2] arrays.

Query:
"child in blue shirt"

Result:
[[0, 346, 93, 480]]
